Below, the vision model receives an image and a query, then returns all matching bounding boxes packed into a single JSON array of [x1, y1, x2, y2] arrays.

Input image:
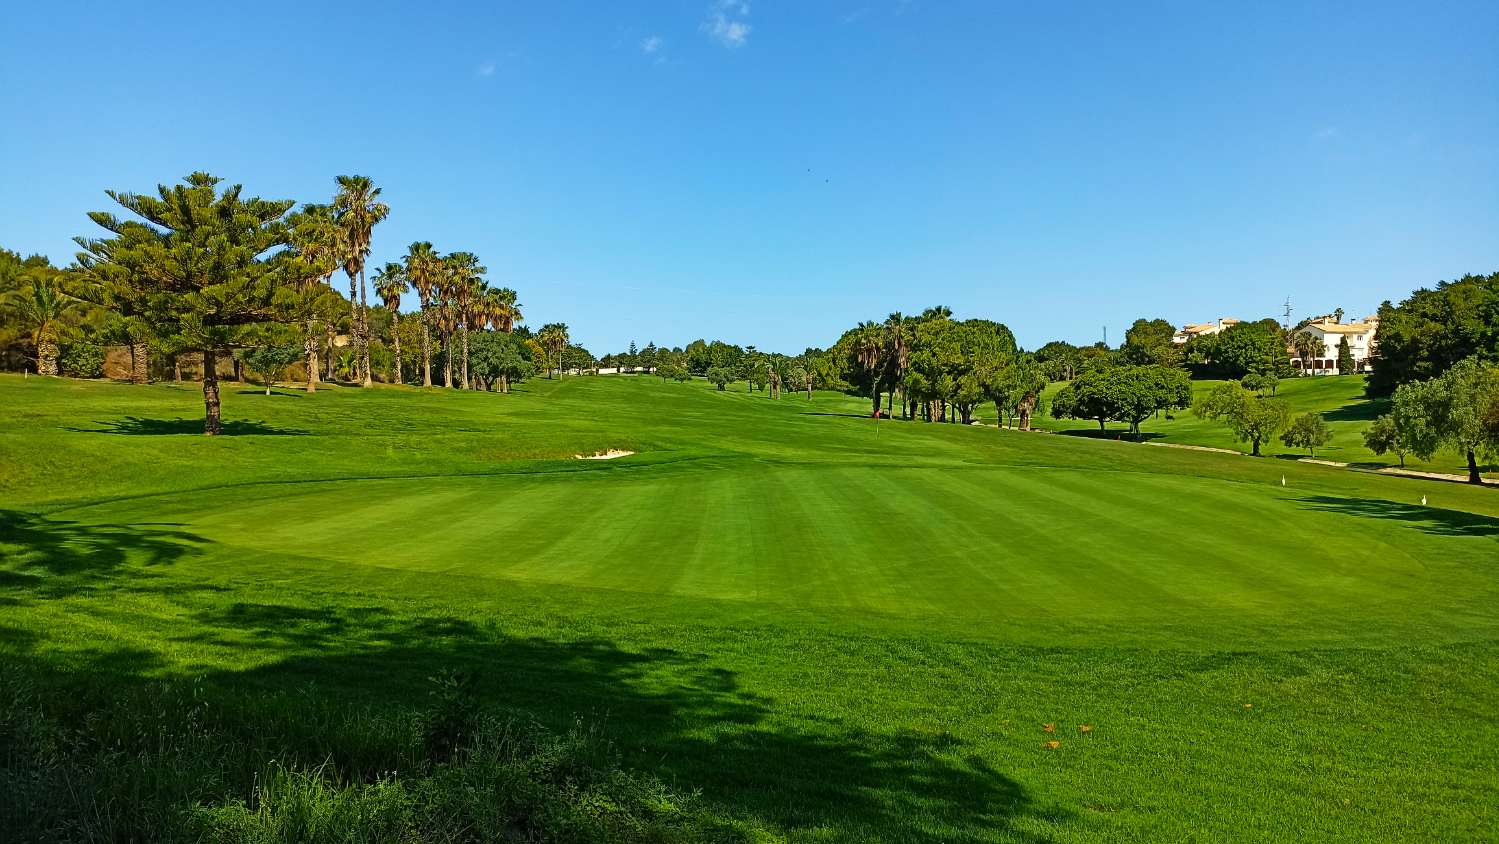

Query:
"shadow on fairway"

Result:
[[1324, 398, 1386, 423], [1055, 428, 1166, 443], [66, 416, 307, 436], [0, 510, 210, 598], [233, 389, 304, 398], [7, 591, 1062, 842], [1297, 496, 1499, 539]]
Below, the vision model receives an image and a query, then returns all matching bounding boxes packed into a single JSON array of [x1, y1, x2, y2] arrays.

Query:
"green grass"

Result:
[[1032, 374, 1496, 478], [3, 373, 1498, 841]]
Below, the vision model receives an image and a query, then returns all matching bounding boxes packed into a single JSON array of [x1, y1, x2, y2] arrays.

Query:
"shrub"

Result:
[[59, 340, 105, 378]]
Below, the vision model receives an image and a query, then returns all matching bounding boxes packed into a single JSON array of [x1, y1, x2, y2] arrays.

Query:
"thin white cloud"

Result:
[[840, 7, 869, 24], [703, 0, 752, 48], [640, 35, 663, 54], [475, 61, 497, 77]]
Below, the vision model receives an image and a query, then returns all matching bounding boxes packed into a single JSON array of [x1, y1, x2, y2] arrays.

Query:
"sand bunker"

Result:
[[575, 449, 635, 460]]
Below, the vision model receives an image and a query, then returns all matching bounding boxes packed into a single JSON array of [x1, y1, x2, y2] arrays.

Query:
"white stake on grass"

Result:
[[1280, 476, 1286, 487], [1421, 495, 1427, 507]]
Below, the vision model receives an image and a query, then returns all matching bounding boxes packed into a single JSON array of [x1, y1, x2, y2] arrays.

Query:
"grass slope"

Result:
[[3, 373, 1498, 841], [1032, 374, 1496, 478]]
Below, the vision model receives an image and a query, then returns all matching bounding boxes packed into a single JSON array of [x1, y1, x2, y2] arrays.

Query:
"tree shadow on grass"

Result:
[[0, 510, 210, 599], [65, 416, 307, 436], [199, 606, 1057, 843], [1296, 496, 1499, 539], [233, 389, 304, 398], [1054, 428, 1166, 443], [1324, 398, 1387, 423], [9, 592, 1064, 842]]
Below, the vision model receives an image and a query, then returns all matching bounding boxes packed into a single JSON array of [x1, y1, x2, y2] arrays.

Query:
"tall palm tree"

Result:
[[373, 262, 410, 385], [484, 287, 522, 333], [443, 252, 487, 389], [8, 275, 76, 376], [852, 320, 885, 415], [332, 175, 390, 387], [287, 204, 341, 392], [434, 265, 457, 389], [538, 323, 569, 379], [404, 242, 441, 387], [884, 312, 911, 417]]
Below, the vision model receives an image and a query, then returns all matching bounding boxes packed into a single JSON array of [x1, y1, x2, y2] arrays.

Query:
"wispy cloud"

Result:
[[840, 7, 869, 24], [640, 35, 663, 54], [703, 0, 752, 48], [475, 60, 497, 78]]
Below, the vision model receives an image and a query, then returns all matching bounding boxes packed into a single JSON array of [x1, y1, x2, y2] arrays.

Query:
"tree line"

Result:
[[0, 172, 592, 433]]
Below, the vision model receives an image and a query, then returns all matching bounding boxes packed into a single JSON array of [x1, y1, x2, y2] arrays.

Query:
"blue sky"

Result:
[[3, 1, 1496, 353]]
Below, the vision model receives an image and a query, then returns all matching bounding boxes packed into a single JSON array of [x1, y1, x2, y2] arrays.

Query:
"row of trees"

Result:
[[2, 172, 587, 433]]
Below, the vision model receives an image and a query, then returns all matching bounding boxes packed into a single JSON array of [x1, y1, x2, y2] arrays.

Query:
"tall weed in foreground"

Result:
[[0, 672, 761, 843]]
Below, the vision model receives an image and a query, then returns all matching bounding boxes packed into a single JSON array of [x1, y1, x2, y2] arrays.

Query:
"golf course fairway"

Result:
[[3, 372, 1497, 841]]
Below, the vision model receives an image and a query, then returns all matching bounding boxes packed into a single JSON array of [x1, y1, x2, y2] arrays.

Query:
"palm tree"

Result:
[[538, 323, 569, 378], [852, 320, 885, 415], [404, 242, 441, 387], [332, 175, 390, 387], [8, 275, 76, 375], [287, 204, 341, 392], [1293, 331, 1325, 374], [484, 287, 522, 333], [443, 252, 487, 389], [373, 262, 410, 384], [884, 312, 911, 417], [434, 265, 457, 389]]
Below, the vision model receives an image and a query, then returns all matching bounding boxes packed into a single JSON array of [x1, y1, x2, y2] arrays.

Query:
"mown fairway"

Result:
[[4, 373, 1499, 841]]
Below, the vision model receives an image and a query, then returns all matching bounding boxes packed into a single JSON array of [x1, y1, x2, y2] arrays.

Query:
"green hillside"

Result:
[[4, 373, 1497, 841]]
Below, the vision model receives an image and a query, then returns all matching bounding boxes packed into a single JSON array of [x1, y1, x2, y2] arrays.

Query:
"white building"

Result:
[[1172, 318, 1240, 345], [1291, 316, 1379, 375]]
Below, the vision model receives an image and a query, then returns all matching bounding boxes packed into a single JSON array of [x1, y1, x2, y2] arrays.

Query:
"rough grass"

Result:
[[2, 373, 1498, 841]]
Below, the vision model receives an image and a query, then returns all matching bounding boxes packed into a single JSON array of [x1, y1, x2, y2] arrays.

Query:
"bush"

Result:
[[0, 674, 751, 843], [59, 340, 105, 378]]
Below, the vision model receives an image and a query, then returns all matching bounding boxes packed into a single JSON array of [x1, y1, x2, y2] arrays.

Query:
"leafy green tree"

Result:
[[1199, 320, 1285, 379], [332, 175, 390, 387], [705, 366, 731, 391], [1193, 382, 1291, 456], [1050, 365, 1190, 438], [468, 330, 534, 392], [74, 173, 299, 434], [1122, 318, 1180, 367], [1336, 335, 1355, 375], [1367, 272, 1499, 396], [1035, 340, 1082, 381], [1241, 372, 1277, 396], [1281, 412, 1331, 456], [1363, 413, 1414, 468], [240, 344, 302, 395], [1393, 357, 1499, 483]]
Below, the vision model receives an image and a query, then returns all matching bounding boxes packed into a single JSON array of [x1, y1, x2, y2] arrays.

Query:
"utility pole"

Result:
[[1282, 296, 1294, 332], [1103, 326, 1108, 348]]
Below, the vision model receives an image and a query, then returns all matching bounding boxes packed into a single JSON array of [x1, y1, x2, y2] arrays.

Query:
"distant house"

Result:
[[1172, 318, 1240, 345], [1291, 316, 1379, 375]]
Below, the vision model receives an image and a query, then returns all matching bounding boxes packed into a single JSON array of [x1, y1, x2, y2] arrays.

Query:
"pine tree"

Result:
[[75, 173, 300, 434]]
